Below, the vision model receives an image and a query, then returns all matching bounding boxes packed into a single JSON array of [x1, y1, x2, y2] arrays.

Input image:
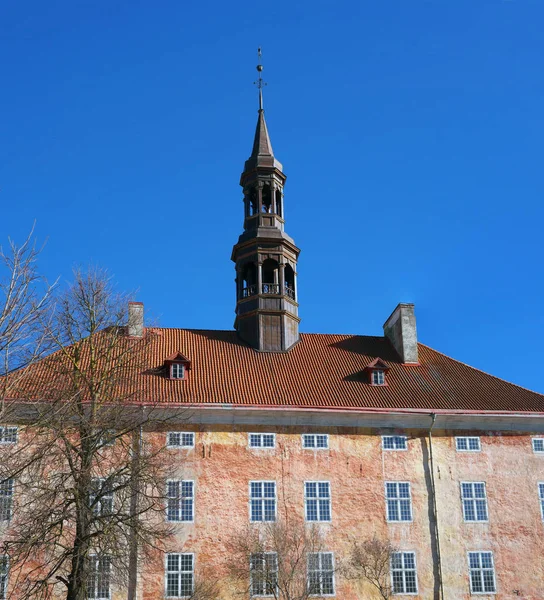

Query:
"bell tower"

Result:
[[231, 50, 300, 352]]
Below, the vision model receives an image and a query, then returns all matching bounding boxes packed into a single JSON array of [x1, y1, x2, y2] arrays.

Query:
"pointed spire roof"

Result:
[[251, 109, 274, 157], [243, 109, 283, 173]]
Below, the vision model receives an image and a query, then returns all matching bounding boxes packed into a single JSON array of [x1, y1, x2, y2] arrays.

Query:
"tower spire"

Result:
[[231, 52, 301, 352], [254, 47, 266, 112]]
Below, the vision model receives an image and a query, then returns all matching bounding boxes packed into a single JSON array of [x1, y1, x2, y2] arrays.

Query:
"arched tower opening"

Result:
[[284, 264, 295, 300], [262, 259, 279, 294]]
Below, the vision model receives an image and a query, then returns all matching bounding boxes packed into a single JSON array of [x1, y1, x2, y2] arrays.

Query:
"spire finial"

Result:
[[253, 47, 267, 111]]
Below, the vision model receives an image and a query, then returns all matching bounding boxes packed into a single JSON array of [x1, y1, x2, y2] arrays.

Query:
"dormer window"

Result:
[[164, 352, 191, 381], [171, 363, 185, 380], [366, 358, 390, 386], [372, 370, 385, 385]]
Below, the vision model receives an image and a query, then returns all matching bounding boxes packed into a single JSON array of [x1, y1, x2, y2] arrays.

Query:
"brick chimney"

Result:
[[383, 303, 419, 364], [128, 302, 144, 338]]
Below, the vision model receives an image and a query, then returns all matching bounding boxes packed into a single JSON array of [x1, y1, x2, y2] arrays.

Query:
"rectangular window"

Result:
[[468, 551, 496, 594], [166, 553, 194, 598], [90, 478, 114, 516], [0, 556, 8, 600], [97, 430, 116, 447], [461, 482, 488, 522], [250, 552, 278, 597], [302, 434, 329, 449], [372, 370, 385, 385], [391, 552, 418, 594], [308, 552, 335, 596], [456, 437, 481, 452], [539, 483, 544, 520], [385, 482, 412, 522], [167, 432, 195, 448], [249, 433, 276, 449], [171, 363, 185, 379], [87, 555, 111, 600], [250, 481, 276, 522], [382, 435, 407, 451], [0, 427, 17, 445], [305, 481, 331, 522], [0, 479, 13, 522], [532, 438, 544, 453], [166, 480, 194, 522]]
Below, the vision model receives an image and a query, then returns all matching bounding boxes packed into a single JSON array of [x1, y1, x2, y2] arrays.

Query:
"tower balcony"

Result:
[[242, 284, 296, 300]]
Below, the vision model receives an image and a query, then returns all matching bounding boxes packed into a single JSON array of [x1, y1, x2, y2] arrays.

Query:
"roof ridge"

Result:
[[418, 342, 544, 398]]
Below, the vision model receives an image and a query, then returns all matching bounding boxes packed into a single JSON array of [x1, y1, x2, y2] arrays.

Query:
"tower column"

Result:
[[257, 260, 263, 296], [279, 263, 285, 294]]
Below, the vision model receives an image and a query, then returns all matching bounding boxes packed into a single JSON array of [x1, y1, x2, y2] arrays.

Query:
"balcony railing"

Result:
[[241, 284, 296, 299], [262, 283, 280, 295], [242, 285, 257, 298]]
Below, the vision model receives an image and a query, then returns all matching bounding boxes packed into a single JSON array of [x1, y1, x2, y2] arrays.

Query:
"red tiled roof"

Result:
[[9, 328, 543, 413]]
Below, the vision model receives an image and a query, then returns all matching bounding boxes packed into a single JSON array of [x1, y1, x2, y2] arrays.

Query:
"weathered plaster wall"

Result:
[[131, 426, 544, 599]]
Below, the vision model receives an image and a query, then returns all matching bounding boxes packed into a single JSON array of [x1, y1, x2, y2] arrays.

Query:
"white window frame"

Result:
[[87, 554, 111, 600], [302, 434, 329, 449], [0, 427, 17, 445], [0, 556, 8, 600], [165, 552, 194, 598], [90, 477, 114, 516], [385, 482, 413, 523], [538, 482, 544, 521], [249, 433, 276, 449], [460, 482, 488, 523], [372, 369, 385, 385], [0, 479, 13, 522], [467, 551, 496, 594], [307, 552, 335, 597], [249, 481, 277, 523], [166, 480, 195, 523], [390, 551, 418, 595], [456, 437, 481, 452], [167, 432, 195, 449], [250, 552, 278, 597], [382, 435, 408, 451], [532, 438, 544, 453], [170, 363, 185, 380], [304, 481, 332, 522]]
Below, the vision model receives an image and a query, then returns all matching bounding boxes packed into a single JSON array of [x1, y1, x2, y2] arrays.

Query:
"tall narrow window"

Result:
[[468, 552, 496, 593], [456, 437, 481, 452], [0, 427, 17, 445], [0, 556, 8, 600], [90, 478, 114, 516], [538, 483, 544, 520], [307, 552, 335, 596], [385, 482, 412, 522], [166, 553, 194, 598], [250, 481, 276, 522], [461, 482, 488, 522], [391, 552, 418, 594], [0, 479, 13, 522], [166, 480, 194, 522], [305, 482, 331, 522], [250, 552, 278, 596], [87, 555, 111, 600]]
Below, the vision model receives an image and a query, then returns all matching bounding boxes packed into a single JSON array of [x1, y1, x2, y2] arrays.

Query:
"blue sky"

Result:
[[1, 0, 543, 392]]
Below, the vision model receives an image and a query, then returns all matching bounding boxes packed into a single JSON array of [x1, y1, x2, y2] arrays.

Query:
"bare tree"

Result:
[[349, 536, 398, 600], [229, 518, 333, 600], [0, 228, 56, 405], [0, 268, 178, 600]]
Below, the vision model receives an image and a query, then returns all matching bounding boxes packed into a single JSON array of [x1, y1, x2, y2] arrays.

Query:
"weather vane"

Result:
[[253, 47, 267, 111]]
